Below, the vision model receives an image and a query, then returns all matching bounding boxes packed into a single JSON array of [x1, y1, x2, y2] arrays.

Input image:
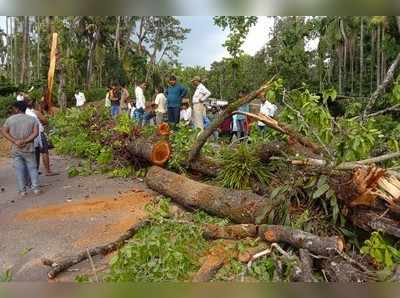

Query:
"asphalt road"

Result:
[[0, 154, 154, 281]]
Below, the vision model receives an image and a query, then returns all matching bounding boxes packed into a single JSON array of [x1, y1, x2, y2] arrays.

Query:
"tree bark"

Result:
[[192, 255, 224, 282], [359, 17, 364, 96], [377, 25, 381, 88], [145, 166, 274, 224], [20, 16, 29, 84], [321, 256, 368, 282], [187, 78, 276, 163], [43, 219, 150, 279], [259, 225, 344, 256], [351, 210, 400, 238], [299, 249, 317, 282], [202, 224, 258, 240], [362, 51, 400, 118], [127, 138, 171, 166]]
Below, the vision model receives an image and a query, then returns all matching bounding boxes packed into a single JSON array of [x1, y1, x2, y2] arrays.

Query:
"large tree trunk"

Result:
[[86, 29, 100, 89], [145, 166, 274, 224], [20, 16, 29, 84], [127, 138, 171, 166], [359, 17, 364, 96]]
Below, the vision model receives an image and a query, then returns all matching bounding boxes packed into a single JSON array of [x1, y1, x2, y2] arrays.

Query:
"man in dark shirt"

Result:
[[165, 75, 187, 127]]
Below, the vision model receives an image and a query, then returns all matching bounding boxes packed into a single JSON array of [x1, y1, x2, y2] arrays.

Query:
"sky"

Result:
[[0, 16, 277, 68], [178, 16, 274, 68]]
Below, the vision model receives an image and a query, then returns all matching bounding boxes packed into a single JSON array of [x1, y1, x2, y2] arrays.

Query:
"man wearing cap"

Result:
[[191, 76, 211, 132]]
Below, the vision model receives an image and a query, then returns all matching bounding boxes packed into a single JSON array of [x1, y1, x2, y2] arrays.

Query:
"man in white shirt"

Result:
[[16, 92, 25, 102], [154, 87, 167, 124], [258, 96, 278, 130], [134, 82, 147, 126], [75, 90, 86, 107], [191, 76, 211, 131]]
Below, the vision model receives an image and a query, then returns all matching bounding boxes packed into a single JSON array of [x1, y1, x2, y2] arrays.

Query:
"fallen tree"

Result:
[[127, 137, 171, 166], [145, 166, 277, 224]]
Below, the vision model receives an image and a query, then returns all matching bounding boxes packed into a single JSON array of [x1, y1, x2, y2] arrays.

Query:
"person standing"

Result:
[[26, 99, 57, 176], [235, 90, 250, 139], [180, 102, 192, 126], [75, 90, 86, 108], [120, 84, 130, 113], [134, 82, 147, 126], [154, 87, 167, 124], [1, 101, 40, 196], [258, 95, 278, 130], [191, 76, 211, 131], [105, 86, 112, 108], [110, 83, 122, 119], [165, 75, 187, 127]]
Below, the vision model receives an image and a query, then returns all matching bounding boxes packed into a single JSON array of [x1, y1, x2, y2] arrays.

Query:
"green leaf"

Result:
[[313, 183, 330, 199]]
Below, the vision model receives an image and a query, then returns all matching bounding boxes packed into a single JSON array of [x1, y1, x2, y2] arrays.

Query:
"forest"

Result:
[[1, 16, 400, 282]]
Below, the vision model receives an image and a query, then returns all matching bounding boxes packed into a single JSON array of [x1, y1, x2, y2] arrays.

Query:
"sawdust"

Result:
[[16, 190, 153, 221], [73, 214, 147, 249]]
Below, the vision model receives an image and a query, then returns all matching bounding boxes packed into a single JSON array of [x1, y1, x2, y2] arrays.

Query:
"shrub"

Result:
[[0, 96, 15, 119]]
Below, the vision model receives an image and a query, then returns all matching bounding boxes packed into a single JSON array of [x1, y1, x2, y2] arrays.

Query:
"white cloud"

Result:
[[241, 16, 274, 56]]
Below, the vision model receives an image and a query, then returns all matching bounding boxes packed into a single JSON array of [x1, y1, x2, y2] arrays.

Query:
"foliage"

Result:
[[336, 118, 383, 161], [361, 231, 400, 269], [0, 96, 15, 119], [217, 143, 271, 190], [0, 269, 12, 282], [107, 199, 209, 282], [213, 17, 258, 59], [167, 124, 212, 172], [84, 87, 107, 102]]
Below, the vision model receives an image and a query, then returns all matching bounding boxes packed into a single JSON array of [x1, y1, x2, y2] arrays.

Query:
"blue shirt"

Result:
[[165, 84, 187, 108]]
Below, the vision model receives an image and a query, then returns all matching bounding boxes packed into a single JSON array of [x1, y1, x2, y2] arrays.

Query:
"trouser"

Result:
[[111, 105, 120, 119], [134, 108, 145, 126], [167, 107, 180, 126], [13, 151, 39, 193], [193, 103, 206, 131], [236, 119, 247, 138]]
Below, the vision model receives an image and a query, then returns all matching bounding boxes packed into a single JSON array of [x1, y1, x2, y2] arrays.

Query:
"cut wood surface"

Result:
[[259, 225, 344, 256], [127, 138, 171, 166], [145, 166, 273, 223]]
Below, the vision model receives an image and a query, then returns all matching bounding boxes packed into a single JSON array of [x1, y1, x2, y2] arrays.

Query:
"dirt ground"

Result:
[[0, 142, 157, 281]]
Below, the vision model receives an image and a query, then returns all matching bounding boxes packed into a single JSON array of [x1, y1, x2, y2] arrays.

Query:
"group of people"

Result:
[[2, 95, 58, 196], [104, 75, 212, 131]]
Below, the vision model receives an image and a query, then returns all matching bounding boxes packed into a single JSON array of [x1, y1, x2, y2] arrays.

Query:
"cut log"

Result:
[[187, 156, 221, 178], [157, 122, 171, 136], [259, 225, 344, 256], [145, 166, 273, 224], [127, 138, 171, 166], [202, 224, 258, 240], [43, 219, 150, 279], [321, 256, 368, 282], [298, 249, 317, 282], [192, 255, 225, 282], [351, 210, 400, 238]]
